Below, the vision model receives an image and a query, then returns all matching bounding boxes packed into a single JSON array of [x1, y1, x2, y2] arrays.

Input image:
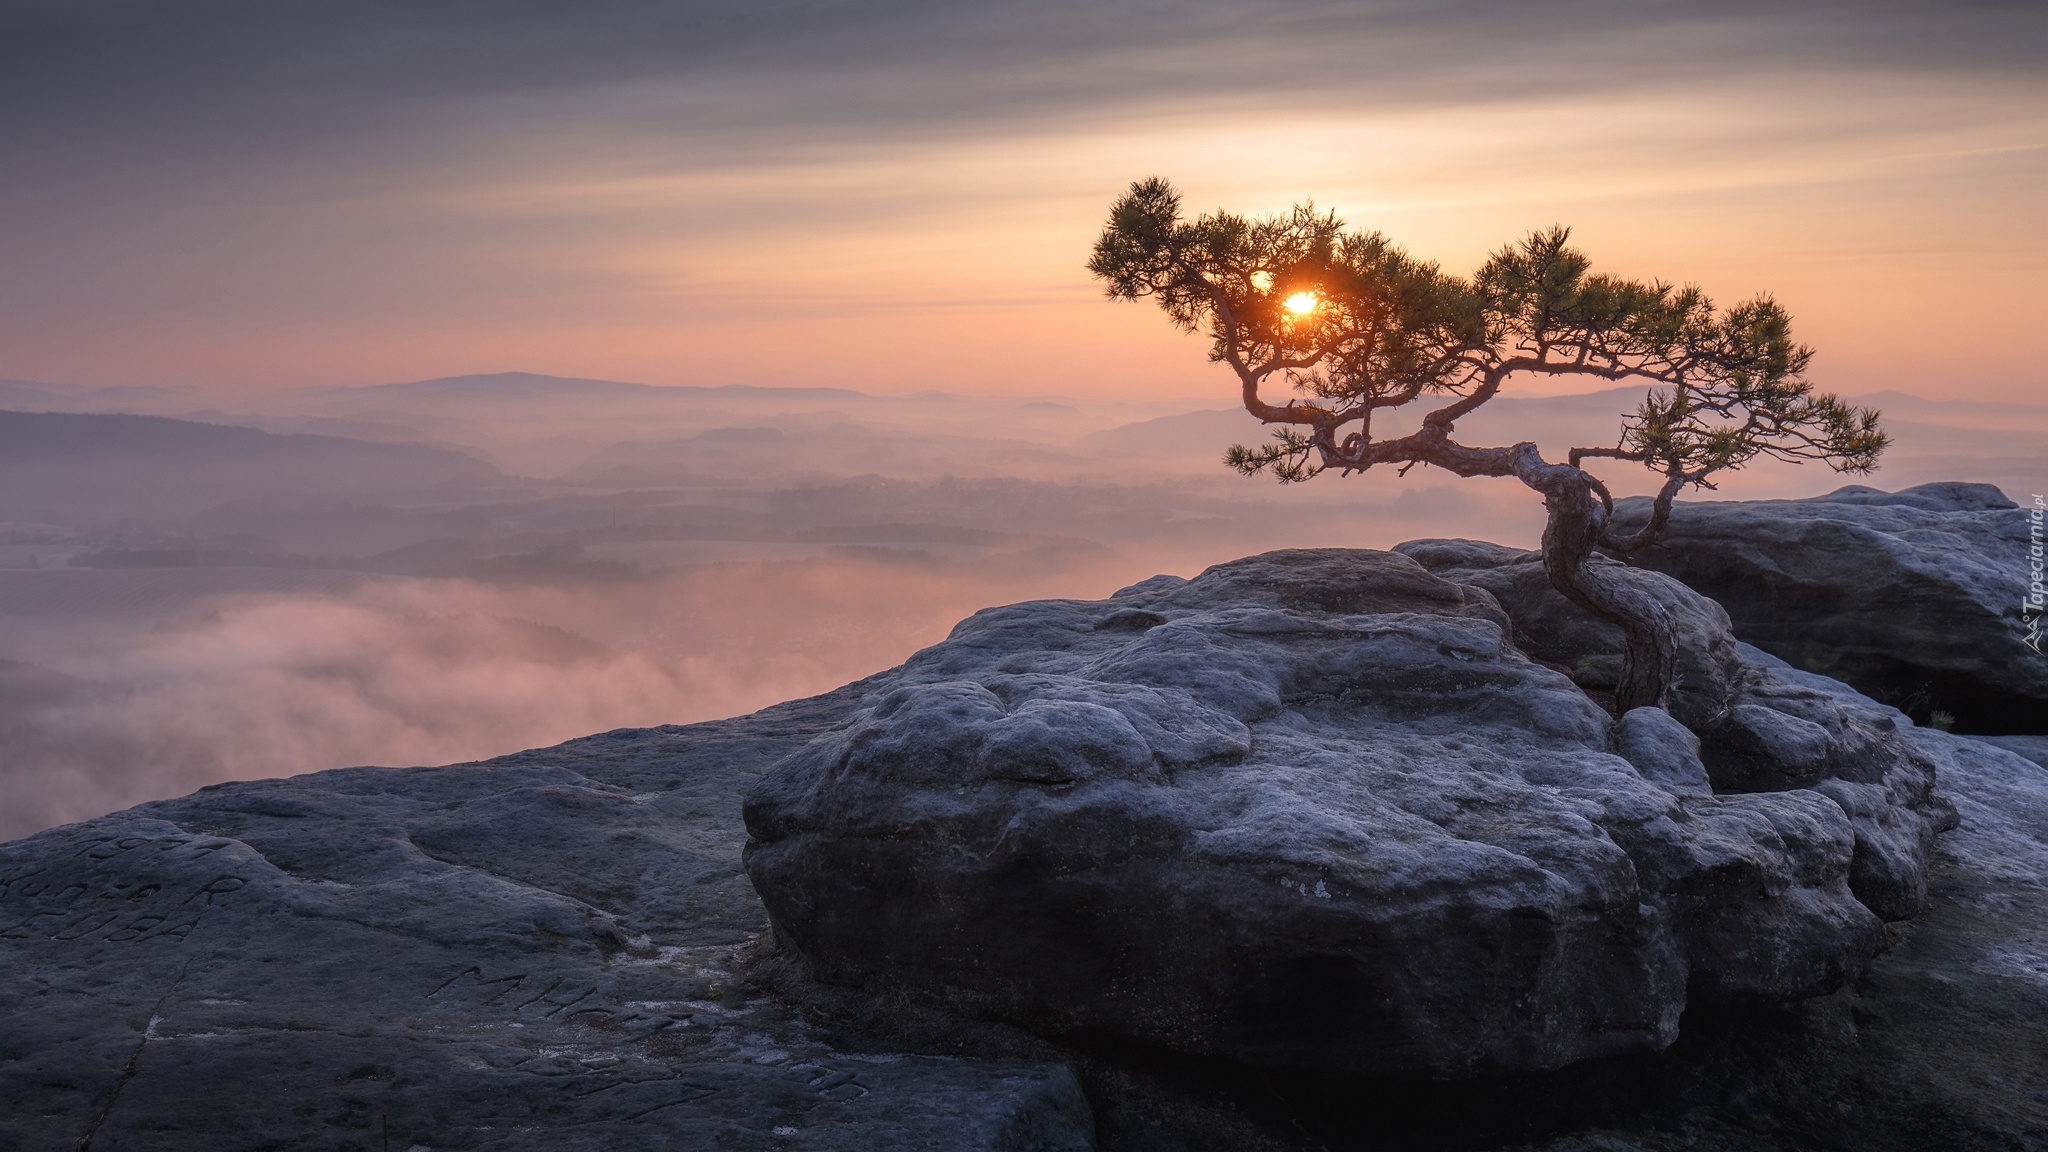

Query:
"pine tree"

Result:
[[1090, 177, 1886, 713]]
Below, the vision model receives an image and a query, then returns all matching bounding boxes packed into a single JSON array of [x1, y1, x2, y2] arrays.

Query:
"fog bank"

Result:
[[3, 373, 2041, 840]]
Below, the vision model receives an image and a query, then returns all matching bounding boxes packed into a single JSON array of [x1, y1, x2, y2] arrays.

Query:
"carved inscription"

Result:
[[186, 876, 247, 906], [428, 966, 600, 1020], [802, 1066, 869, 1102], [431, 966, 529, 1006], [0, 832, 247, 947], [514, 977, 598, 1019]]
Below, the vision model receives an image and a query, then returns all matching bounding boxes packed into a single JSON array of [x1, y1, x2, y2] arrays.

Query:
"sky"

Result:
[[1, 0, 2042, 403]]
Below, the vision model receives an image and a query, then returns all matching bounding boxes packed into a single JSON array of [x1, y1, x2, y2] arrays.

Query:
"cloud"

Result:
[[0, 0, 2039, 398], [0, 548, 1152, 840], [2, 2, 2033, 160], [2, 381, 2040, 841]]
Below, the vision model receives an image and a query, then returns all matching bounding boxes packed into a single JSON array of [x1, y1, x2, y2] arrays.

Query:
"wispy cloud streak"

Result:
[[0, 1, 2040, 398]]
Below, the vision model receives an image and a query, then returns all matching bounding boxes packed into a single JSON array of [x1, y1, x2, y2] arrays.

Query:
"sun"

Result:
[[1283, 291, 1319, 316]]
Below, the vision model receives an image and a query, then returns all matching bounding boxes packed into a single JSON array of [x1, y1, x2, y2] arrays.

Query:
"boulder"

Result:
[[1393, 540, 1745, 731], [1731, 644, 1960, 921], [1612, 706, 1713, 797], [0, 704, 1095, 1151], [1399, 537, 1960, 919], [1606, 481, 2048, 733], [3, 538, 2042, 1150], [743, 549, 1955, 1079], [1227, 707, 2048, 1152]]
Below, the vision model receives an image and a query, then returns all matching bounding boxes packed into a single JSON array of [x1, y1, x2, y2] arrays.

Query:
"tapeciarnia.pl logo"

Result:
[[2026, 493, 2045, 655]]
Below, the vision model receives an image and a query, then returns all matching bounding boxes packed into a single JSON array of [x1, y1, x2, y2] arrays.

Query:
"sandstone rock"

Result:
[[1731, 645, 1959, 922], [1210, 717, 2047, 1152], [1612, 707, 1712, 797], [0, 704, 1094, 1151], [1393, 540, 1745, 732], [1607, 482, 2047, 733], [1968, 732, 2048, 769], [1399, 538, 1960, 921], [744, 549, 1953, 1079], [3, 537, 2041, 1150]]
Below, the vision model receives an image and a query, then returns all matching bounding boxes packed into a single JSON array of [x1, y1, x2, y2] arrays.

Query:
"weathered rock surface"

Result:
[[0, 700, 1094, 1151], [1399, 539, 1961, 919], [1393, 539, 1746, 732], [1972, 733, 2048, 770], [1214, 706, 2048, 1152], [1497, 680, 2048, 1152], [743, 550, 1955, 1079], [1606, 481, 2048, 733], [5, 537, 2044, 1152]]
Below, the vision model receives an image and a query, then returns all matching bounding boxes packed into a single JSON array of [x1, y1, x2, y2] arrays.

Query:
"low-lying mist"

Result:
[[0, 550, 1165, 840], [4, 371, 2042, 842]]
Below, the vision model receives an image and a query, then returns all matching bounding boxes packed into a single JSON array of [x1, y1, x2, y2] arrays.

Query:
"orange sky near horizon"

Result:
[[1, 2, 2040, 406]]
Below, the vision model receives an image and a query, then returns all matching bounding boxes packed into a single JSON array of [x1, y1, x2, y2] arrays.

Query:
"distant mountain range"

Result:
[[0, 411, 499, 524], [0, 410, 483, 465], [7, 371, 2047, 424], [5, 374, 2043, 503], [0, 378, 195, 415], [326, 371, 870, 403]]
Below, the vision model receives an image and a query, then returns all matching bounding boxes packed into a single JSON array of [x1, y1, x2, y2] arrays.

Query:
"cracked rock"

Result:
[[0, 714, 1094, 1151], [744, 549, 1956, 1078], [1606, 481, 2048, 732]]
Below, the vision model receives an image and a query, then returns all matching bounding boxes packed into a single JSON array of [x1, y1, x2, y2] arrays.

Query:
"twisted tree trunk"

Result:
[[1395, 435, 1683, 714], [1532, 469, 1679, 714], [1302, 393, 1688, 714]]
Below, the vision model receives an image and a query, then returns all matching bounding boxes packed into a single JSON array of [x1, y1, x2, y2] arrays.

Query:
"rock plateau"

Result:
[[3, 484, 2045, 1151], [0, 704, 1094, 1151], [1607, 481, 2046, 732], [744, 550, 1955, 1078]]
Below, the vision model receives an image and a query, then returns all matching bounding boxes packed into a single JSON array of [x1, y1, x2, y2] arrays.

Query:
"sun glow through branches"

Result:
[[1283, 291, 1320, 316]]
